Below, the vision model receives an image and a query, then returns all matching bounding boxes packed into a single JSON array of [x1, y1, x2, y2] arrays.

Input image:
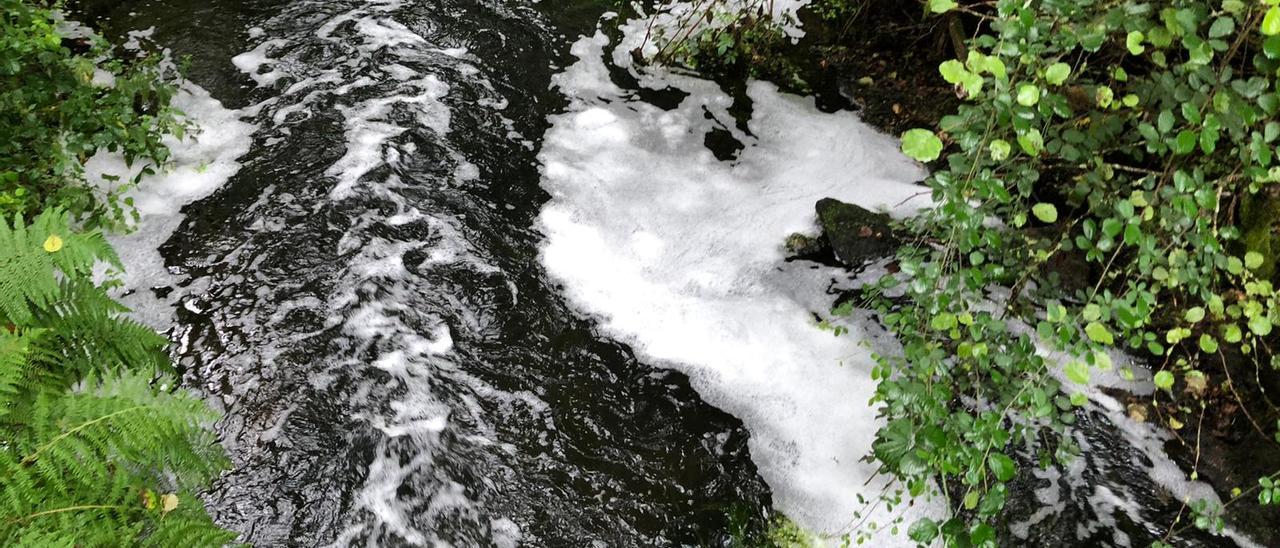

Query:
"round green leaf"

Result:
[[1246, 251, 1265, 270], [1016, 84, 1040, 106], [1044, 63, 1071, 86], [1065, 360, 1090, 384], [901, 129, 944, 162], [1085, 322, 1114, 345], [1154, 371, 1175, 391], [927, 0, 957, 14], [1032, 203, 1058, 223], [989, 139, 1012, 161], [1126, 31, 1146, 55], [1199, 334, 1219, 353]]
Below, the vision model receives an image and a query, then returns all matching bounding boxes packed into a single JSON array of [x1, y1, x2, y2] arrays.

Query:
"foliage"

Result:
[[0, 210, 235, 546], [0, 0, 187, 230], [0, 3, 233, 545], [866, 0, 1280, 544], [636, 0, 805, 85]]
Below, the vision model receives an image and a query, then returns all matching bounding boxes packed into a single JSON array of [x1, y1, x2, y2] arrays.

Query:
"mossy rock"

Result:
[[815, 198, 899, 267], [1242, 188, 1280, 283]]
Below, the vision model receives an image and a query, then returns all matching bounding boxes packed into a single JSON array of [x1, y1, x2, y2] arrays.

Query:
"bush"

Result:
[[876, 0, 1280, 544], [0, 0, 186, 230], [0, 2, 232, 545]]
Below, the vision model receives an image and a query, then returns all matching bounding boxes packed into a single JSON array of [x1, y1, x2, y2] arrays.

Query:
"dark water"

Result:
[[68, 0, 1271, 546], [79, 0, 773, 545]]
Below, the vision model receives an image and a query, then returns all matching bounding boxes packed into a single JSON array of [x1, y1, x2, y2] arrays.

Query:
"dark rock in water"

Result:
[[815, 198, 898, 267]]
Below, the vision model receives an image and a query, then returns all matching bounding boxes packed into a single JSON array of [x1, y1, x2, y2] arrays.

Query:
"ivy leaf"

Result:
[[1085, 322, 1114, 345], [927, 0, 957, 14], [1031, 203, 1058, 223], [1209, 17, 1235, 39], [1154, 371, 1175, 391], [1018, 128, 1044, 156], [1044, 62, 1071, 85], [988, 453, 1016, 482], [901, 129, 943, 162]]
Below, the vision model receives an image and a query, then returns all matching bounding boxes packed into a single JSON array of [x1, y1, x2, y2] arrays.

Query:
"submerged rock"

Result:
[[814, 198, 898, 267]]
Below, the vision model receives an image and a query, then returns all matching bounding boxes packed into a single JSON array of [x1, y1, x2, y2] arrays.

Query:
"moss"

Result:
[[1241, 188, 1280, 283]]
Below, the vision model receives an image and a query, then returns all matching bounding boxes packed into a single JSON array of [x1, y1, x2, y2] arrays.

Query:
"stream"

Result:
[[73, 0, 1263, 546]]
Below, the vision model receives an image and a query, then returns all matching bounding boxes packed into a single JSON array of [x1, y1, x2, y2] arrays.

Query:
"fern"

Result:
[[0, 210, 119, 326], [0, 212, 236, 546]]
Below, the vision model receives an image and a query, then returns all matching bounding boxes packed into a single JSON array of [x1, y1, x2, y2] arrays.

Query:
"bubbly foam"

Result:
[[538, 31, 932, 540], [86, 83, 255, 329]]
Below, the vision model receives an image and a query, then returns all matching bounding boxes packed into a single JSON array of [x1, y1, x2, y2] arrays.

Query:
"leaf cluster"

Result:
[[879, 0, 1280, 544]]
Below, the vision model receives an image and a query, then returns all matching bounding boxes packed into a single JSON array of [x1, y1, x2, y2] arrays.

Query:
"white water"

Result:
[[229, 1, 533, 545], [86, 83, 255, 329], [538, 30, 934, 541]]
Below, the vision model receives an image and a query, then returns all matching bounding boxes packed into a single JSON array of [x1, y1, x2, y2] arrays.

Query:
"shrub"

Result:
[[877, 0, 1280, 544], [0, 0, 186, 230]]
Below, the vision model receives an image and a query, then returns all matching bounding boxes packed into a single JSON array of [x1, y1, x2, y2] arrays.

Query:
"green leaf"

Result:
[[988, 453, 1016, 482], [1264, 7, 1280, 36], [989, 139, 1012, 161], [1032, 203, 1058, 223], [1250, 315, 1273, 336], [1154, 371, 1175, 391], [1016, 84, 1040, 106], [1044, 62, 1071, 85], [964, 491, 980, 510], [901, 129, 944, 162], [1224, 324, 1243, 343], [1209, 17, 1236, 39], [1199, 334, 1219, 353], [1126, 31, 1146, 55], [1018, 128, 1044, 156], [1085, 322, 1114, 345], [927, 0, 957, 14], [1065, 361, 1090, 384], [908, 518, 940, 543], [1246, 251, 1265, 270], [1185, 307, 1205, 323], [1175, 130, 1198, 154]]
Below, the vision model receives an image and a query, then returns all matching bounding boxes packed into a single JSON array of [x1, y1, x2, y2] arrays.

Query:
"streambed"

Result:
[[74, 0, 1263, 545]]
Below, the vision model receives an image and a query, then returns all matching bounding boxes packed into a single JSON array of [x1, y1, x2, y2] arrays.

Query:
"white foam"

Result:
[[538, 31, 932, 540], [86, 83, 255, 328]]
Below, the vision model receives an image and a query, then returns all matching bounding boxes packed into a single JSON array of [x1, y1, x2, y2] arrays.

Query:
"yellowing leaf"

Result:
[[43, 234, 63, 253], [160, 493, 179, 515]]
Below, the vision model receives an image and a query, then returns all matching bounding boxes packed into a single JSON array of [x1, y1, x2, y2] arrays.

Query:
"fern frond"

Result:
[[0, 371, 229, 546], [0, 210, 119, 326]]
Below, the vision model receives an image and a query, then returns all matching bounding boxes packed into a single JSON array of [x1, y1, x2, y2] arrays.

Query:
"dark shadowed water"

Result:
[[77, 0, 773, 545]]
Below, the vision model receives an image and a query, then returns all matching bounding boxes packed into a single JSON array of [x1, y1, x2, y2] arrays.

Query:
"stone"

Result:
[[814, 198, 898, 267]]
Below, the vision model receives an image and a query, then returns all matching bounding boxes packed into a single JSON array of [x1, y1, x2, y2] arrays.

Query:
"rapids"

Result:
[[70, 0, 1262, 545]]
